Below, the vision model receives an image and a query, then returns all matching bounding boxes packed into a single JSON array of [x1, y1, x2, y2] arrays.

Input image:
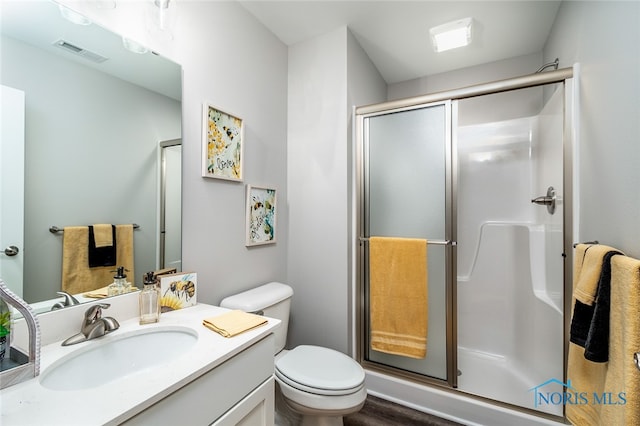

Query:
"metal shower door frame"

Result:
[[354, 66, 575, 397]]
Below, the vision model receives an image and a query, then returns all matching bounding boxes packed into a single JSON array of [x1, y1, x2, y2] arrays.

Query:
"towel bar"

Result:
[[572, 240, 599, 248], [359, 237, 455, 246], [49, 224, 140, 234]]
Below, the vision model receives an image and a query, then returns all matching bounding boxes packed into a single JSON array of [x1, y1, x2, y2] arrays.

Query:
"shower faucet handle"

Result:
[[531, 186, 556, 215]]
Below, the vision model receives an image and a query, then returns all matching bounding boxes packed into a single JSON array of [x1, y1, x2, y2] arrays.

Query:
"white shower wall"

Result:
[[456, 86, 565, 415]]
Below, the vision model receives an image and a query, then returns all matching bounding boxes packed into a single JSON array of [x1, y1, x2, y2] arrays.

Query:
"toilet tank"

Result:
[[220, 282, 293, 354]]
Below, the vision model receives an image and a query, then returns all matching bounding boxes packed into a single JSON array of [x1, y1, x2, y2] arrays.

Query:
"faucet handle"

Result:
[[84, 303, 111, 321]]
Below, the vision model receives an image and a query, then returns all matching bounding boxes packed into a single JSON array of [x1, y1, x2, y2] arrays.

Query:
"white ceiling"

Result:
[[238, 0, 563, 83], [1, 1, 562, 97]]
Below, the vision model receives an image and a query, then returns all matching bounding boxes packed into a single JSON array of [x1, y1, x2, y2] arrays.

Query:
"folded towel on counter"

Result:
[[88, 225, 117, 267], [369, 236, 428, 359], [601, 255, 640, 425], [202, 310, 267, 337]]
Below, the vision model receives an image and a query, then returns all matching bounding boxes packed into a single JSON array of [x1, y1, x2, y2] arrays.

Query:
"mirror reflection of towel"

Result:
[[88, 225, 116, 267], [62, 224, 135, 294]]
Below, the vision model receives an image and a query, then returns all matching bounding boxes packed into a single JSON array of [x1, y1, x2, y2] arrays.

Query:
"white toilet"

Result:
[[220, 282, 366, 426]]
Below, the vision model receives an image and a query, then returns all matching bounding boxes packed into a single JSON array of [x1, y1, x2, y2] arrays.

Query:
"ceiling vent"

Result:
[[52, 39, 108, 63]]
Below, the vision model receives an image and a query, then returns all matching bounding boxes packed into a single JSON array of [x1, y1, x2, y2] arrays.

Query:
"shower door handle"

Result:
[[531, 186, 556, 214]]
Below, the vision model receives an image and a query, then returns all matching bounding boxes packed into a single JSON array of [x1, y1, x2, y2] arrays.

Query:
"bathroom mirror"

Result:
[[0, 1, 182, 311]]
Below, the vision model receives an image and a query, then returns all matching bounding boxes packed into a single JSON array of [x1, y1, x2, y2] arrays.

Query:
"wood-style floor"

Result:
[[343, 395, 463, 426]]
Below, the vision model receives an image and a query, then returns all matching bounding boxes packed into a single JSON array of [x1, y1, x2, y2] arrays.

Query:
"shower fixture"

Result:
[[531, 186, 557, 215], [536, 58, 559, 73]]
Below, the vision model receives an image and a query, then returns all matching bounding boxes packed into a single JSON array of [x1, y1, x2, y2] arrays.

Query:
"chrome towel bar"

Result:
[[49, 224, 140, 234], [359, 237, 455, 246]]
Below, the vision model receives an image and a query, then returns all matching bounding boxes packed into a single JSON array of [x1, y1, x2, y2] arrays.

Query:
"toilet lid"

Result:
[[275, 345, 365, 395]]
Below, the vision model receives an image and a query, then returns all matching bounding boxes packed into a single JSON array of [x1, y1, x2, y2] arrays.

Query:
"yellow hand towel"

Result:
[[573, 243, 592, 289], [601, 255, 640, 425], [93, 223, 114, 248], [574, 244, 623, 306], [203, 310, 267, 338], [369, 236, 428, 359]]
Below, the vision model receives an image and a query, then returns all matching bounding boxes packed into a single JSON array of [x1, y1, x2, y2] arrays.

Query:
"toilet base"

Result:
[[274, 382, 364, 426]]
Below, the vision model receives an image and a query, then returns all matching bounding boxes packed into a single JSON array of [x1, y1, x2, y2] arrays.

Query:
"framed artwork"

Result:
[[202, 103, 243, 181], [246, 185, 277, 246], [159, 272, 197, 312]]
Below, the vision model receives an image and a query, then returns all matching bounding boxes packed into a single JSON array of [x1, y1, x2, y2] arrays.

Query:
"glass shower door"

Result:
[[362, 102, 452, 383]]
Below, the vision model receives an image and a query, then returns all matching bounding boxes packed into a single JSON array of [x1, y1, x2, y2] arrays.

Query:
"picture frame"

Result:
[[159, 272, 197, 312], [202, 103, 243, 181], [245, 185, 277, 246]]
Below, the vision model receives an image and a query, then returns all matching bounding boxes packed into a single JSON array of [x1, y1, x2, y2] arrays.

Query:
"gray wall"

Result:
[[287, 26, 386, 353], [544, 0, 640, 259]]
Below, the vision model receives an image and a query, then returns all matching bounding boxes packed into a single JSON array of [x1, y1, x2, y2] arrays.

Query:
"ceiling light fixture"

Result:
[[58, 5, 92, 26], [122, 37, 149, 54], [430, 17, 473, 53]]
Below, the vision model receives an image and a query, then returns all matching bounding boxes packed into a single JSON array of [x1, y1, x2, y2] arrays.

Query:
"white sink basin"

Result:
[[40, 326, 198, 391]]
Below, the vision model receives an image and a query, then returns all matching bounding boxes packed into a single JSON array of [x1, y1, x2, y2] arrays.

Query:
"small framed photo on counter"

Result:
[[159, 272, 197, 312]]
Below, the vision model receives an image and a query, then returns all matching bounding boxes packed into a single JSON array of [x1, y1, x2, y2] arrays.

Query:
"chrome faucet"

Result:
[[50, 291, 80, 311], [0, 280, 40, 389], [62, 303, 120, 346]]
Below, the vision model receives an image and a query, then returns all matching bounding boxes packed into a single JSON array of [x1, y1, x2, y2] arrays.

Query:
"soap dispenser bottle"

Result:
[[139, 272, 160, 325], [108, 266, 128, 296]]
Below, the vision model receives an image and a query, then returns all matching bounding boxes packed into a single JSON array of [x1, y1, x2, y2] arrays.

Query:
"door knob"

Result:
[[531, 186, 556, 215], [3, 246, 19, 256]]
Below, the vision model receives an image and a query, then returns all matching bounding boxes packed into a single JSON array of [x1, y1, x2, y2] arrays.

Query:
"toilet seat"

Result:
[[275, 345, 365, 396]]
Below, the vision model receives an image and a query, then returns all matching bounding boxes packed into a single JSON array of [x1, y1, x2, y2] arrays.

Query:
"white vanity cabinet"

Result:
[[123, 334, 275, 426], [2, 303, 280, 426]]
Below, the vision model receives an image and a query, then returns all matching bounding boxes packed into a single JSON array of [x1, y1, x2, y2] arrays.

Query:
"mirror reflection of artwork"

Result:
[[202, 103, 243, 181], [246, 185, 277, 246]]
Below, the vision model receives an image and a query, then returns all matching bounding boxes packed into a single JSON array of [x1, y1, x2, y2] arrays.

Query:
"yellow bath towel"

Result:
[[62, 224, 135, 294], [600, 255, 640, 425], [369, 236, 428, 359], [92, 223, 114, 248], [574, 244, 623, 306], [566, 343, 608, 425], [567, 243, 610, 425], [203, 310, 268, 337]]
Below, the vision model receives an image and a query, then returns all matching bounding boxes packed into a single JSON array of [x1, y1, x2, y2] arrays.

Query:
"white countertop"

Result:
[[1, 304, 280, 426]]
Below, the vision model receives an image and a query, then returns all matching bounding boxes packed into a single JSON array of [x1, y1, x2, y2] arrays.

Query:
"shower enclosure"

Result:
[[356, 68, 575, 419]]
